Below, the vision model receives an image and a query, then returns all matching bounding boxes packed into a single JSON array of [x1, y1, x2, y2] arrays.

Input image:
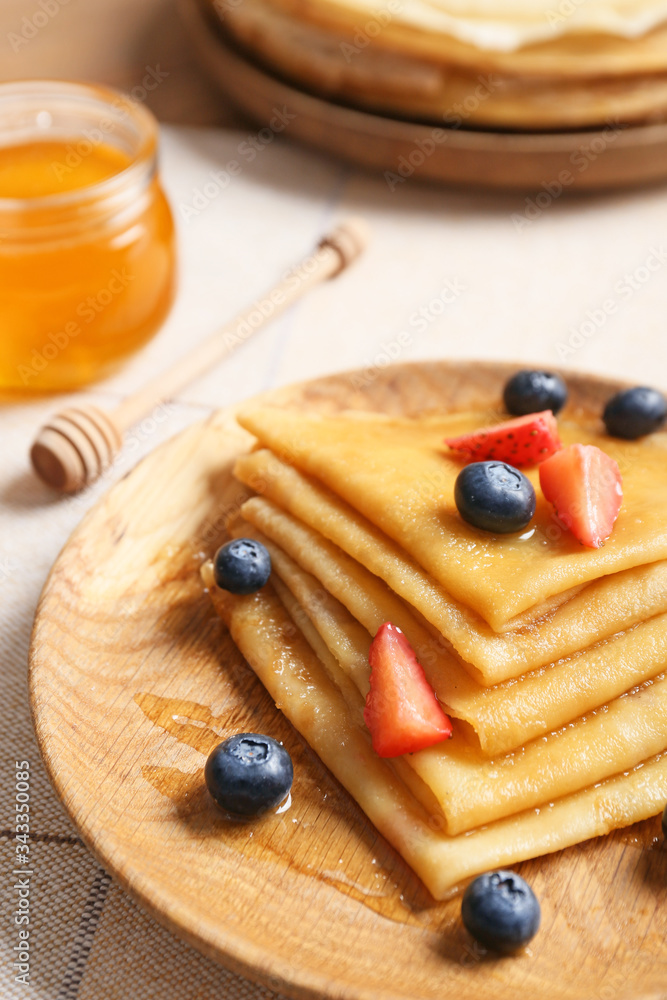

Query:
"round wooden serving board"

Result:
[[180, 0, 667, 191], [30, 361, 666, 1000]]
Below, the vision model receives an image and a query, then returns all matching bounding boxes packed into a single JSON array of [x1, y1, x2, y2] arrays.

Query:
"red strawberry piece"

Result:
[[539, 443, 623, 549], [363, 622, 452, 758], [445, 411, 562, 467]]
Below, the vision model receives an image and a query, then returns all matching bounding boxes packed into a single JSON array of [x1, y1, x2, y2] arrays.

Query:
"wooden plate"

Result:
[[30, 361, 666, 1000], [180, 0, 667, 190]]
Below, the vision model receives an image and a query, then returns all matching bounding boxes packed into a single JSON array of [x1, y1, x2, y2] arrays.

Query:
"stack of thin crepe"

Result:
[[208, 0, 667, 129], [204, 406, 667, 898]]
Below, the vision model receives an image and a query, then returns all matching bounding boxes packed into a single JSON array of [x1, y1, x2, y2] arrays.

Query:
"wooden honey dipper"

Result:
[[30, 217, 369, 493]]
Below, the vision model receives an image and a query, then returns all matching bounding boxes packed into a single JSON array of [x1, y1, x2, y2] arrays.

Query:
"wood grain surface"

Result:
[[181, 0, 667, 190], [29, 361, 667, 1000]]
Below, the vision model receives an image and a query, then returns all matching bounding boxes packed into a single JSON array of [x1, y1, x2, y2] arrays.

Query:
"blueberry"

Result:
[[462, 870, 541, 954], [454, 462, 536, 534], [503, 369, 568, 416], [603, 386, 667, 440], [213, 538, 271, 594], [205, 733, 293, 817]]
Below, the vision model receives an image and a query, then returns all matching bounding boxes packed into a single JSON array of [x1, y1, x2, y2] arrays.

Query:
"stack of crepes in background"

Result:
[[205, 405, 667, 899], [207, 0, 667, 128]]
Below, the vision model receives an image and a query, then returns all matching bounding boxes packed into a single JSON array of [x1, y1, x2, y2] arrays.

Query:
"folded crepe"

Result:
[[220, 0, 667, 128], [230, 508, 667, 756], [203, 565, 667, 898], [234, 449, 667, 682], [224, 517, 667, 836], [202, 397, 667, 897], [234, 410, 667, 629], [216, 0, 667, 66], [266, 0, 667, 52]]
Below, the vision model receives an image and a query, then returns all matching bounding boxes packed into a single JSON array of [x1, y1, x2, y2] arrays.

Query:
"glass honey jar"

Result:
[[0, 80, 176, 393]]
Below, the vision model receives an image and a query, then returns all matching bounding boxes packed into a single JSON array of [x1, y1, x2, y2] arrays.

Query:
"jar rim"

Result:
[[0, 79, 159, 213]]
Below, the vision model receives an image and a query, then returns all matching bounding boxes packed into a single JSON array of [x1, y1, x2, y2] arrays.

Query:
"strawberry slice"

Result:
[[445, 411, 562, 467], [539, 443, 623, 548], [363, 623, 452, 758]]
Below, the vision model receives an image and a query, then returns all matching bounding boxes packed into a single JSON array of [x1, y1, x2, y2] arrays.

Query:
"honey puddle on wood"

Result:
[[134, 691, 436, 926]]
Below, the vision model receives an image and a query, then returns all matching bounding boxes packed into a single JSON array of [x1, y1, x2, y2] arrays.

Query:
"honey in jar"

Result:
[[0, 81, 176, 393]]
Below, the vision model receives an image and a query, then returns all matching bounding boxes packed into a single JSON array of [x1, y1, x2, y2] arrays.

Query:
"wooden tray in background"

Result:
[[180, 0, 667, 190], [29, 361, 666, 1000]]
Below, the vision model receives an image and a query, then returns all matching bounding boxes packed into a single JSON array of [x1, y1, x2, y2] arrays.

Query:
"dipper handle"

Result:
[[30, 218, 369, 493]]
